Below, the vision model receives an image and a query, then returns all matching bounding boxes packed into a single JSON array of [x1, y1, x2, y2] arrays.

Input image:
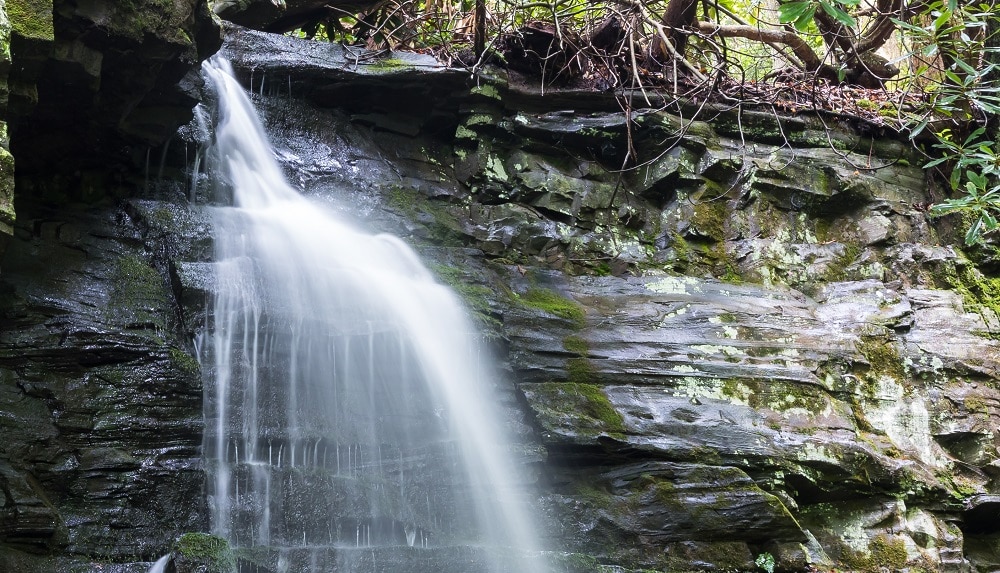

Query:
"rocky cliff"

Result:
[[205, 27, 1000, 572], [1, 13, 1000, 573], [0, 0, 221, 260], [0, 1, 219, 571]]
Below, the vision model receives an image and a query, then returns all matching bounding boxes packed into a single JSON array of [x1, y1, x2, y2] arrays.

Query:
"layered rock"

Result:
[[0, 0, 221, 260], [0, 4, 12, 250], [0, 0, 222, 570], [207, 28, 1000, 572], [1, 22, 999, 573], [0, 197, 208, 572]]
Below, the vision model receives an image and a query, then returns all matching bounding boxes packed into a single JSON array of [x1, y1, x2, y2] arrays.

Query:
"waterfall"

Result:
[[202, 58, 545, 572], [147, 555, 170, 573]]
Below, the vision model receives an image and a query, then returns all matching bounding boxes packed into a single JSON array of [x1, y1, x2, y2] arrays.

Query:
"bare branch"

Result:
[[693, 21, 833, 77]]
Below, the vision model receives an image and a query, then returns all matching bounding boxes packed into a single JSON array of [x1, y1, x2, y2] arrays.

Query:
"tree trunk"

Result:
[[651, 0, 699, 66]]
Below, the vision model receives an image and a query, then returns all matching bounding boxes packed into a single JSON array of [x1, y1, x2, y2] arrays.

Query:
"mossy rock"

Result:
[[174, 533, 236, 573], [525, 382, 625, 438], [106, 253, 170, 330], [940, 261, 1000, 333], [517, 287, 586, 327], [839, 534, 909, 572], [7, 0, 54, 42]]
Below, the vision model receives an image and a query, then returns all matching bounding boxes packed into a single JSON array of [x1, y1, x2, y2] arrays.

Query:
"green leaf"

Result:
[[965, 217, 984, 245], [778, 1, 812, 22], [933, 9, 953, 32], [924, 156, 951, 168], [909, 118, 930, 140], [983, 211, 999, 231], [819, 0, 856, 27], [779, 1, 817, 31]]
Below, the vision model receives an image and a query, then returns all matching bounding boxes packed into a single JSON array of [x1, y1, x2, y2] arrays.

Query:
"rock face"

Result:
[[1, 22, 1000, 573], [204, 28, 1000, 572], [0, 1, 220, 570], [0, 0, 221, 259], [0, 197, 208, 572]]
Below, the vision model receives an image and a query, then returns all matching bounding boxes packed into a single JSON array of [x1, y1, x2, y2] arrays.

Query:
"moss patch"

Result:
[[566, 357, 597, 383], [574, 383, 623, 432], [690, 197, 728, 242], [0, 147, 14, 233], [823, 242, 861, 282], [428, 263, 501, 333], [169, 347, 200, 377], [367, 57, 413, 71], [385, 186, 465, 246], [7, 0, 54, 41], [563, 335, 590, 355], [529, 382, 625, 436], [175, 533, 235, 573], [855, 335, 906, 382], [840, 535, 908, 572], [107, 253, 168, 330], [518, 287, 586, 327], [941, 263, 1000, 333]]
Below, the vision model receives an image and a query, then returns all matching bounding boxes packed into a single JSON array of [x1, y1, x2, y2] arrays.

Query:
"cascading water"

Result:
[[201, 58, 546, 573]]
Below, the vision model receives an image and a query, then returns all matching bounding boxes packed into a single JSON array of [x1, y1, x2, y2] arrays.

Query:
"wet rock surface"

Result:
[[1, 24, 1000, 573], [6, 0, 221, 191], [212, 30, 1000, 571], [0, 197, 207, 572]]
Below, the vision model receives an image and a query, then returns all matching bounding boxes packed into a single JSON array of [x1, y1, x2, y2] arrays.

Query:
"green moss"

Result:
[[649, 479, 686, 511], [592, 261, 612, 276], [169, 347, 200, 377], [7, 0, 54, 41], [941, 263, 1000, 333], [549, 552, 603, 573], [719, 378, 829, 413], [428, 263, 501, 333], [575, 483, 615, 510], [175, 533, 235, 573], [367, 57, 412, 70], [856, 99, 878, 111], [823, 242, 861, 282], [574, 383, 623, 432], [112, 0, 180, 42], [107, 253, 168, 330], [869, 535, 909, 570], [690, 198, 728, 242], [855, 335, 906, 382], [530, 382, 625, 437], [566, 357, 596, 383], [518, 287, 585, 327], [0, 146, 14, 233], [563, 335, 590, 355], [668, 232, 693, 272], [385, 186, 465, 246], [708, 242, 742, 283], [964, 395, 990, 415], [469, 84, 501, 100]]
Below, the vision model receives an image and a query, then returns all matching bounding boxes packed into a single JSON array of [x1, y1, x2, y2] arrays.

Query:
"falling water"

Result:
[[202, 58, 545, 572], [147, 555, 170, 573]]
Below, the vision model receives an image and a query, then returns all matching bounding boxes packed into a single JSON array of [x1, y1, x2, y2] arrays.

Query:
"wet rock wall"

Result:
[[214, 28, 1000, 573]]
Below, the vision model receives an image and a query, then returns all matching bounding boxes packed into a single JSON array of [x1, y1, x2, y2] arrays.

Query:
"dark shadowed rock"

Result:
[[7, 0, 221, 187]]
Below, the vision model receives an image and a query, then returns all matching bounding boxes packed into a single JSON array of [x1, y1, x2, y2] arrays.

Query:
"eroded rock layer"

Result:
[[1, 22, 999, 573], [200, 28, 1000, 572]]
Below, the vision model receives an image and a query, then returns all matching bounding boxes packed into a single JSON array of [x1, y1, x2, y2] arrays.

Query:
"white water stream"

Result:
[[201, 58, 545, 572]]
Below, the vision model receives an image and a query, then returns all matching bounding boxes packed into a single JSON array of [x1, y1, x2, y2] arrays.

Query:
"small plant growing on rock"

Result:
[[755, 551, 776, 573]]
